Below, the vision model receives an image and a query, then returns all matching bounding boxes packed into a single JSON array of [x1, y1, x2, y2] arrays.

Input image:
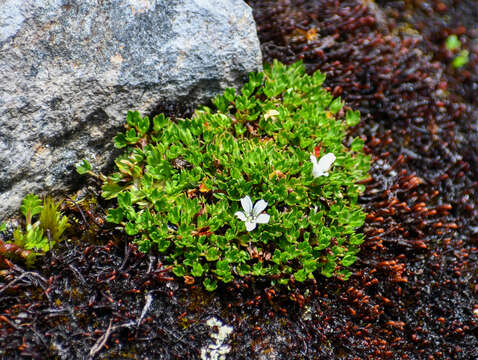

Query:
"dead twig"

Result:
[[119, 237, 130, 271], [0, 270, 48, 296], [68, 264, 87, 285], [137, 292, 153, 328], [0, 315, 21, 330], [88, 319, 135, 359]]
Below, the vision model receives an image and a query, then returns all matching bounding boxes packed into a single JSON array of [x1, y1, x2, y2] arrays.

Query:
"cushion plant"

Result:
[[77, 60, 370, 290]]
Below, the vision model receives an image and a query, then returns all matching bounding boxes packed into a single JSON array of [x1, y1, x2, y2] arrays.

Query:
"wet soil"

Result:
[[1, 1, 477, 359]]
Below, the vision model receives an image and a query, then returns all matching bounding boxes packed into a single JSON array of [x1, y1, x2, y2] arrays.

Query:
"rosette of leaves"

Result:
[[0, 194, 69, 263], [82, 61, 370, 291]]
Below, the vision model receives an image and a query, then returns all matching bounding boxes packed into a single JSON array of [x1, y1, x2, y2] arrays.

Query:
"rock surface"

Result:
[[0, 0, 262, 220]]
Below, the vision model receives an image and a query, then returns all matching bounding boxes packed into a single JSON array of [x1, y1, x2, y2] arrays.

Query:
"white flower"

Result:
[[310, 153, 336, 178], [264, 109, 280, 120], [234, 195, 270, 232]]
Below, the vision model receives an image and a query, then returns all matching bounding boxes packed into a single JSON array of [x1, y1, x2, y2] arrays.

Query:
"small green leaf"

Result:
[[237, 263, 251, 276], [223, 88, 236, 103], [102, 182, 123, 200], [138, 237, 152, 252], [114, 133, 129, 149], [203, 278, 217, 291], [278, 278, 289, 285], [173, 265, 186, 277], [125, 222, 138, 236], [346, 110, 360, 127], [205, 247, 220, 261], [329, 97, 344, 114], [341, 254, 356, 267], [156, 238, 170, 253], [106, 208, 124, 224], [117, 192, 132, 208], [0, 223, 6, 232], [351, 138, 364, 152], [349, 233, 365, 246], [126, 111, 141, 127], [224, 247, 240, 263], [76, 159, 92, 175], [216, 259, 229, 271], [453, 50, 469, 68], [322, 261, 336, 278], [20, 194, 42, 225], [445, 34, 461, 51], [312, 70, 326, 86], [125, 128, 140, 143], [297, 241, 312, 253], [23, 226, 47, 251], [137, 116, 150, 136], [252, 262, 265, 276], [153, 114, 169, 132], [303, 259, 317, 273], [191, 262, 204, 277], [294, 269, 307, 282], [38, 197, 69, 244], [212, 95, 228, 113]]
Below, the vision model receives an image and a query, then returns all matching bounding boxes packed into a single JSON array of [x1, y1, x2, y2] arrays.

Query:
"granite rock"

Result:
[[0, 0, 262, 220]]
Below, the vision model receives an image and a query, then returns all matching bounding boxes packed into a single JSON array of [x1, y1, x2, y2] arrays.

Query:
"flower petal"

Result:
[[245, 221, 256, 232], [234, 211, 247, 221], [241, 195, 253, 215], [255, 213, 270, 224], [312, 164, 324, 178], [252, 199, 268, 217], [264, 109, 280, 120], [317, 153, 336, 172], [310, 155, 318, 165], [312, 153, 336, 178]]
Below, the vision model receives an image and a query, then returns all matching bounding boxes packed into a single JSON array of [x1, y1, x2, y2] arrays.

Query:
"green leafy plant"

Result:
[[80, 61, 370, 290], [445, 34, 469, 68], [38, 197, 69, 244], [76, 159, 93, 175], [1, 194, 69, 253], [445, 34, 461, 51], [453, 50, 469, 68]]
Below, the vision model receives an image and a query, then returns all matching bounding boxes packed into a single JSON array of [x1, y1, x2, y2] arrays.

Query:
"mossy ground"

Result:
[[1, 1, 477, 359]]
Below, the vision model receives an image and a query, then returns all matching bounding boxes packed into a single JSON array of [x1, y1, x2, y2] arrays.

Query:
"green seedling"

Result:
[[1, 194, 69, 253], [80, 60, 370, 290], [445, 35, 470, 69], [453, 50, 469, 68], [445, 34, 461, 51]]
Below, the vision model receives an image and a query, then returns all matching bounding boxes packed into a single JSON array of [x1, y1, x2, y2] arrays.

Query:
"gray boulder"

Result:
[[0, 0, 262, 220]]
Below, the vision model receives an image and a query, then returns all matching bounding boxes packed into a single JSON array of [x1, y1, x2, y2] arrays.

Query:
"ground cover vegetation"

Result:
[[0, 0, 477, 359], [77, 61, 370, 290]]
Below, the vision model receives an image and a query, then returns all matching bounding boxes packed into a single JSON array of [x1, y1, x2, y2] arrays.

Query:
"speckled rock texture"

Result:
[[0, 0, 262, 220]]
